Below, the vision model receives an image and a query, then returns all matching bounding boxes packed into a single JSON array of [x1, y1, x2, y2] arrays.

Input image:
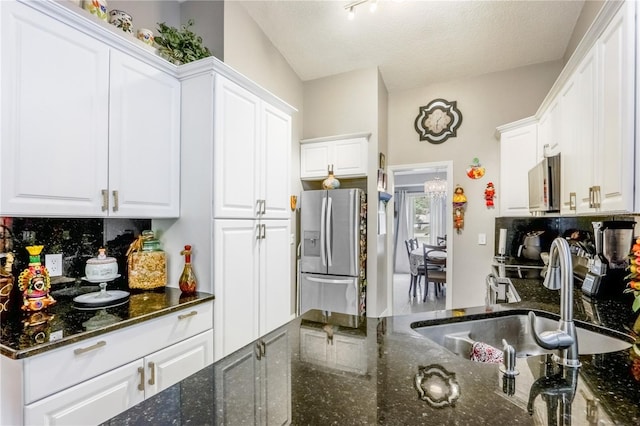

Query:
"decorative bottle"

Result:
[[322, 164, 340, 190], [179, 245, 197, 294]]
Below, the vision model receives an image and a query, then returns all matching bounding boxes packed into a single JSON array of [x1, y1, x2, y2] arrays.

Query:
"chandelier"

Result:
[[424, 178, 447, 199]]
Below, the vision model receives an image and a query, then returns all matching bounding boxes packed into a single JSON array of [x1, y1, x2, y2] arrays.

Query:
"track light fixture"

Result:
[[344, 0, 376, 20]]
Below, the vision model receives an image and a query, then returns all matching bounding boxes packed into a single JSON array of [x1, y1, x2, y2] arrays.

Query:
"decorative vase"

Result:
[[83, 0, 108, 21], [17, 246, 56, 312], [179, 245, 197, 295], [136, 28, 154, 46], [322, 165, 340, 190]]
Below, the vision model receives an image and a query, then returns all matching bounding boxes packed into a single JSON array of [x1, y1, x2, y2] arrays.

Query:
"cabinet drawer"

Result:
[[24, 301, 213, 403], [24, 360, 143, 426]]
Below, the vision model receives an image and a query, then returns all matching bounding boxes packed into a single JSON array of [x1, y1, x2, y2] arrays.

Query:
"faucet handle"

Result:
[[499, 338, 519, 377]]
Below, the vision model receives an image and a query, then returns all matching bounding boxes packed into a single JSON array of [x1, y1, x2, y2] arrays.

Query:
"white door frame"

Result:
[[385, 161, 454, 315]]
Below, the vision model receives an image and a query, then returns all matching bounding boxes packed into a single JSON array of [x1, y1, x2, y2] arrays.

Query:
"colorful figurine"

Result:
[[18, 246, 56, 312], [484, 182, 496, 208], [452, 185, 467, 234]]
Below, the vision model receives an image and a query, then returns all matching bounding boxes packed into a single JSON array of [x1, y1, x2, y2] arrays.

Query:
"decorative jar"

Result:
[[108, 9, 133, 33], [136, 28, 154, 45], [127, 230, 167, 290], [83, 0, 108, 21]]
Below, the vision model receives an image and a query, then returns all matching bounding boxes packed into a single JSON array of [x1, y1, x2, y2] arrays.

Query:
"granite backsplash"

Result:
[[494, 214, 638, 260], [0, 217, 151, 313]]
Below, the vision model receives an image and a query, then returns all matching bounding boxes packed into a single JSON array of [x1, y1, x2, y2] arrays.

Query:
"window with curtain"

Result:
[[407, 194, 431, 245]]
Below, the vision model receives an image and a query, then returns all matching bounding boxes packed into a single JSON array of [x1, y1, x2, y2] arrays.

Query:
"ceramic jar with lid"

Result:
[[83, 0, 108, 21], [85, 248, 118, 281], [108, 9, 133, 33]]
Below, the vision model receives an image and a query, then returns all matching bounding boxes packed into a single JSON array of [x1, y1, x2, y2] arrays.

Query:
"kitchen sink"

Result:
[[411, 312, 633, 360]]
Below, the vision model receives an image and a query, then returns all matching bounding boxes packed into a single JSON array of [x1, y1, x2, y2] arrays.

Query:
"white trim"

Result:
[[300, 132, 372, 144]]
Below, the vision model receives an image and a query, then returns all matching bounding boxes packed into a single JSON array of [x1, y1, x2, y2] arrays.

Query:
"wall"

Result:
[[387, 60, 562, 309], [302, 67, 387, 316], [563, 1, 605, 65], [223, 1, 304, 316]]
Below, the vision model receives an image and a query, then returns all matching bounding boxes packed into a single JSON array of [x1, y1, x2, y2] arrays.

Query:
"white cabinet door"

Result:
[[300, 142, 332, 179], [214, 219, 260, 360], [261, 103, 292, 219], [569, 49, 598, 214], [214, 75, 261, 219], [300, 136, 369, 180], [333, 137, 368, 177], [0, 1, 109, 217], [109, 51, 181, 218], [145, 330, 214, 398], [259, 220, 292, 336], [24, 360, 144, 426], [559, 74, 581, 214], [596, 1, 635, 213], [498, 122, 538, 216]]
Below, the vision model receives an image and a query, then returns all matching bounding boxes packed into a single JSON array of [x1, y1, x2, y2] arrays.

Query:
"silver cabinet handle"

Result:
[[112, 190, 119, 212], [256, 199, 262, 216], [592, 185, 601, 209], [260, 340, 266, 357], [261, 199, 266, 215], [147, 361, 156, 385], [101, 189, 108, 212], [178, 310, 198, 320], [74, 340, 106, 355], [138, 366, 145, 391], [569, 192, 576, 211], [256, 224, 261, 240], [588, 186, 593, 208], [261, 224, 266, 239]]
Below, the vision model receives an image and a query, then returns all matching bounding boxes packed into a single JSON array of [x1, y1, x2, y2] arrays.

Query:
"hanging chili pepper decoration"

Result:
[[484, 182, 496, 208]]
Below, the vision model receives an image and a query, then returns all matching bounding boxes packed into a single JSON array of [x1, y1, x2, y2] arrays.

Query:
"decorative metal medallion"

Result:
[[414, 364, 460, 408], [414, 99, 463, 144]]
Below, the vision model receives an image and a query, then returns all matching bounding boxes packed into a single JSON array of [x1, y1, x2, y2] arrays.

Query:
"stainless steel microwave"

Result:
[[528, 153, 561, 213]]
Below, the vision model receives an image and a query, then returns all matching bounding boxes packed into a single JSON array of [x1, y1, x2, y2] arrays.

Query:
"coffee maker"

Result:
[[582, 220, 636, 297]]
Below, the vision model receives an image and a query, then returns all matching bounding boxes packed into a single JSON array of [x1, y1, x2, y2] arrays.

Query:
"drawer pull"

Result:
[[74, 340, 106, 355], [138, 367, 145, 391], [148, 361, 156, 386], [178, 310, 198, 320]]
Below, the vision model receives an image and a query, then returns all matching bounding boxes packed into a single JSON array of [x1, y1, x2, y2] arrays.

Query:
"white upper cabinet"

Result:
[[300, 134, 369, 180], [0, 1, 110, 217], [109, 51, 181, 218], [496, 118, 538, 217], [0, 1, 180, 218], [214, 75, 291, 220]]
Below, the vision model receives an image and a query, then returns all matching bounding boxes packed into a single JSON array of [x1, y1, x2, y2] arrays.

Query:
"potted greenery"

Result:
[[154, 19, 211, 65]]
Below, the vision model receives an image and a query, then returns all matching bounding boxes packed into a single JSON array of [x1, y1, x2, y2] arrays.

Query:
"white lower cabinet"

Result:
[[24, 330, 213, 426], [214, 328, 291, 426], [213, 219, 291, 360], [0, 301, 214, 426]]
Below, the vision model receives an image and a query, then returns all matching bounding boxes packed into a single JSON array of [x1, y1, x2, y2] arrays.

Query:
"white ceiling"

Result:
[[238, 0, 585, 91]]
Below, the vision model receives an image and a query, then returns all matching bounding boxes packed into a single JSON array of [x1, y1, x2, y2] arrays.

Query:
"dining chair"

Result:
[[422, 246, 446, 302], [405, 239, 424, 299]]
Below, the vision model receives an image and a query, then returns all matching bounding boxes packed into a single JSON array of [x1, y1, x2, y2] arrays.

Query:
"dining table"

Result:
[[409, 245, 447, 276]]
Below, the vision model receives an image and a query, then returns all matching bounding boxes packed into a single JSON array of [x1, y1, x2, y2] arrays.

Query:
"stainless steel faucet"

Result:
[[528, 237, 580, 367]]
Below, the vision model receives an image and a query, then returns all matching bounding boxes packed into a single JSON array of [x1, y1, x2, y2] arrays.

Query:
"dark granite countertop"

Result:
[[0, 286, 214, 359], [104, 274, 640, 425]]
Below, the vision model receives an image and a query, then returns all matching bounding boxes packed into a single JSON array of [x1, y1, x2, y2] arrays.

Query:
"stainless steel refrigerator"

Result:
[[299, 188, 366, 317]]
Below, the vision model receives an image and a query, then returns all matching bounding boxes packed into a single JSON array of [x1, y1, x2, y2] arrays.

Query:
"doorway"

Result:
[[385, 161, 453, 316]]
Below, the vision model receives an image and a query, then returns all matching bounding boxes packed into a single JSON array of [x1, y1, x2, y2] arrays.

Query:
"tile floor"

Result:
[[392, 273, 445, 315]]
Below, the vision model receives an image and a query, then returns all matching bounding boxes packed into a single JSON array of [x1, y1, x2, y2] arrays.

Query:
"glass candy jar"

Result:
[[127, 230, 167, 290]]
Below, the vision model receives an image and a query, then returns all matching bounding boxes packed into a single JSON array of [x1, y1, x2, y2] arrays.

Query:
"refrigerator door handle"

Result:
[[326, 196, 333, 267], [320, 196, 327, 266], [306, 276, 354, 285]]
